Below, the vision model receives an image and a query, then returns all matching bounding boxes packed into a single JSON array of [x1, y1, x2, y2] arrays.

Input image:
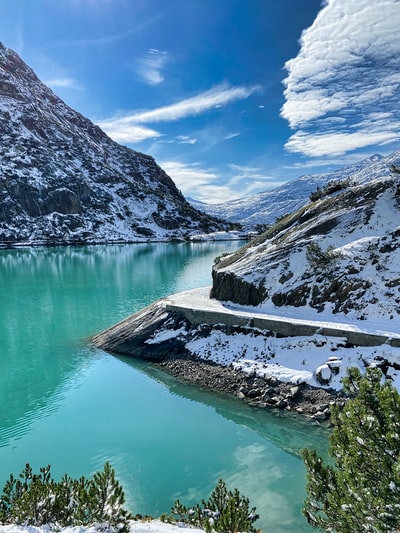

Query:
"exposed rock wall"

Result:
[[210, 269, 266, 305]]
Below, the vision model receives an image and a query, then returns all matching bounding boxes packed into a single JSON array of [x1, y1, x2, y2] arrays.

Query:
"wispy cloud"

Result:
[[160, 161, 220, 201], [101, 124, 161, 143], [160, 161, 274, 203], [45, 77, 84, 91], [281, 0, 400, 157], [176, 135, 197, 144], [97, 83, 260, 143], [227, 164, 280, 194], [136, 49, 168, 85], [55, 13, 163, 47], [224, 132, 240, 140]]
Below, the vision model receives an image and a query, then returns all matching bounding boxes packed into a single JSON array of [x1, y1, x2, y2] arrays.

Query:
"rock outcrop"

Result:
[[0, 43, 231, 246]]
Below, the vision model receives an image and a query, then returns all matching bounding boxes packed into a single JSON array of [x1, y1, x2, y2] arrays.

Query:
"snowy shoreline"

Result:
[[93, 286, 400, 421], [0, 520, 204, 533]]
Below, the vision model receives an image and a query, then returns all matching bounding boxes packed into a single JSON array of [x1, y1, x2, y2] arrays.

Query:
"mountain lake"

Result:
[[0, 242, 329, 532]]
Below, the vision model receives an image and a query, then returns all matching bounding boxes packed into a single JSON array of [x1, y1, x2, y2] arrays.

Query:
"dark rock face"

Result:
[[0, 43, 230, 245], [210, 269, 267, 305]]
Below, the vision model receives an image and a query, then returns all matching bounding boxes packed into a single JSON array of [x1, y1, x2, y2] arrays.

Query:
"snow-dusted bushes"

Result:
[[0, 461, 131, 532], [169, 479, 259, 533], [309, 177, 353, 202], [302, 367, 400, 532], [305, 241, 342, 272]]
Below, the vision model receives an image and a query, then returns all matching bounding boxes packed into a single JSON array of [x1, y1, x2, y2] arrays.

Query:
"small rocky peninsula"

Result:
[[92, 298, 346, 421]]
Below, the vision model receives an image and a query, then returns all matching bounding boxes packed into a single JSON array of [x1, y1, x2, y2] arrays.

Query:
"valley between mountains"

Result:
[[1, 41, 400, 417]]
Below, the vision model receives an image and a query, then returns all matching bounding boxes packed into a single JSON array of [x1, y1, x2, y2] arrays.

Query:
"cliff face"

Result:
[[0, 43, 229, 245], [211, 153, 400, 323]]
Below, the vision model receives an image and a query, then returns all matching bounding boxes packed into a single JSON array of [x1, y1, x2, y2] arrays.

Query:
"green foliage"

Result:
[[305, 242, 342, 271], [302, 367, 400, 532], [171, 478, 259, 533], [309, 178, 353, 202], [0, 461, 131, 531]]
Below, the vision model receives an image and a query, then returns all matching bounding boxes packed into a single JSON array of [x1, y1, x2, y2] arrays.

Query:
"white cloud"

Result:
[[281, 0, 400, 157], [227, 164, 280, 194], [176, 135, 197, 144], [160, 161, 275, 203], [100, 123, 161, 143], [121, 83, 260, 124], [160, 161, 221, 201], [97, 83, 260, 143], [136, 49, 168, 85], [224, 132, 240, 140], [286, 130, 398, 157], [45, 77, 84, 91]]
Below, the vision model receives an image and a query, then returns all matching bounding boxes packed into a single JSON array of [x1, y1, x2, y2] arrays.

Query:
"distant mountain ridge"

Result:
[[0, 43, 230, 246], [189, 154, 388, 228]]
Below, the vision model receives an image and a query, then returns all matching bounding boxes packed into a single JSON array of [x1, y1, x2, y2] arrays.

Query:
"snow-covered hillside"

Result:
[[212, 157, 400, 324], [189, 153, 391, 228], [0, 43, 230, 246]]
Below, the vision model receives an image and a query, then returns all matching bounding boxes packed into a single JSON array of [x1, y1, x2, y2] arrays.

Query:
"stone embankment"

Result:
[[165, 288, 400, 347], [93, 287, 400, 421]]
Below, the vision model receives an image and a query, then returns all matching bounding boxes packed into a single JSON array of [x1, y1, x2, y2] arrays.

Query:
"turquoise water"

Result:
[[0, 243, 328, 531]]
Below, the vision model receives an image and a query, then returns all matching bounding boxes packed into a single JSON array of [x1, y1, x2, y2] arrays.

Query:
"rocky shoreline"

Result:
[[92, 300, 349, 422], [156, 356, 347, 422]]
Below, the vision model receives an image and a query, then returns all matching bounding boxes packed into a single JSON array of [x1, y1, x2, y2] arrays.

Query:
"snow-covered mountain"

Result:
[[211, 153, 400, 326], [189, 154, 390, 229], [0, 43, 231, 246]]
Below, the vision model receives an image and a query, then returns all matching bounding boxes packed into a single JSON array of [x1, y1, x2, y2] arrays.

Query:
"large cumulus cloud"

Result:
[[281, 0, 400, 157]]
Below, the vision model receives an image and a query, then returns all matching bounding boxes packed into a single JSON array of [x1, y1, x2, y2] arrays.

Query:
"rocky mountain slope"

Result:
[[0, 43, 231, 246], [211, 151, 400, 325], [189, 154, 388, 229]]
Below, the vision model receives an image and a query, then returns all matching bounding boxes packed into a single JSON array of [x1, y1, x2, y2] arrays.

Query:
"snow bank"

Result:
[[0, 520, 204, 533]]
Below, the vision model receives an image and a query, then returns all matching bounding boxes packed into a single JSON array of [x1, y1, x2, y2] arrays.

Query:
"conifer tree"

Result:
[[302, 367, 400, 532], [0, 461, 131, 531], [171, 478, 259, 533], [86, 461, 131, 531]]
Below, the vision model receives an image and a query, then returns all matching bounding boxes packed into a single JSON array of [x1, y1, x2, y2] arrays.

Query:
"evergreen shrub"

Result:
[[170, 478, 259, 533], [302, 367, 400, 532], [0, 461, 131, 532]]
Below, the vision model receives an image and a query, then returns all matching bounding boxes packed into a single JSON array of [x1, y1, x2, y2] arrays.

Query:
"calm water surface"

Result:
[[0, 242, 328, 532]]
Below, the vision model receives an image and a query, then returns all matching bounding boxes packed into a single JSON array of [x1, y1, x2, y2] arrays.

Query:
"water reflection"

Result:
[[111, 354, 327, 532], [0, 241, 324, 532], [0, 242, 244, 444], [118, 356, 330, 460]]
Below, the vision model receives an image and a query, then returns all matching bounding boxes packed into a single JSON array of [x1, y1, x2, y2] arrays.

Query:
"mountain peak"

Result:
[[190, 151, 399, 229], [0, 46, 231, 246]]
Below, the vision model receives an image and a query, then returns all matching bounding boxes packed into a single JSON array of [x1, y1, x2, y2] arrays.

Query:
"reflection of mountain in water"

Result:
[[0, 242, 243, 446], [118, 356, 330, 459]]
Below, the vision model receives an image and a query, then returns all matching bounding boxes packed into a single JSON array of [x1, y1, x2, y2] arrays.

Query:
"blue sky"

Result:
[[1, 0, 400, 203]]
